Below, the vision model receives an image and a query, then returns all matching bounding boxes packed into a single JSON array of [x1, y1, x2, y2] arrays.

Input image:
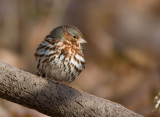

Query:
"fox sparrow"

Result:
[[34, 25, 87, 83]]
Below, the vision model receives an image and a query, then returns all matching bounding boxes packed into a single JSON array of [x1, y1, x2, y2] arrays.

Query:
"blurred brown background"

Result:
[[0, 0, 160, 117]]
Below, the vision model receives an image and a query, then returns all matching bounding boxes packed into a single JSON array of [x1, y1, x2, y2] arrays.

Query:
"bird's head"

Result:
[[50, 25, 87, 45]]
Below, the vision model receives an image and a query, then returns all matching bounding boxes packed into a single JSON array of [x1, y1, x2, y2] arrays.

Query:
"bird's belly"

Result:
[[39, 52, 84, 82], [44, 63, 67, 81]]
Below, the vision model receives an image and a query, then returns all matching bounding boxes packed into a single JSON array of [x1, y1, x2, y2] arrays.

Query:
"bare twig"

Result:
[[0, 61, 143, 117]]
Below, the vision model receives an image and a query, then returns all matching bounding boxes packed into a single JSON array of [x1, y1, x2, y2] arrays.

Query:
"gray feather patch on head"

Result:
[[65, 25, 83, 38], [49, 25, 83, 41], [49, 26, 63, 40]]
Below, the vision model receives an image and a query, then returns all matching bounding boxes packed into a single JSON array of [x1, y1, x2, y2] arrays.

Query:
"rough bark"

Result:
[[0, 61, 143, 117]]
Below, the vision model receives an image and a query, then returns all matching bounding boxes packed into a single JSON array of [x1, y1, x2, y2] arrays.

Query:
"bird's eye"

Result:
[[73, 36, 77, 39]]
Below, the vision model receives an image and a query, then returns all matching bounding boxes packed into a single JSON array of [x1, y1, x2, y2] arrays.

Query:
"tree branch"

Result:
[[0, 61, 143, 117]]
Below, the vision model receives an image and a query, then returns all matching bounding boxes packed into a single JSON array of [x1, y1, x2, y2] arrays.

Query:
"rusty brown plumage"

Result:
[[34, 25, 87, 83]]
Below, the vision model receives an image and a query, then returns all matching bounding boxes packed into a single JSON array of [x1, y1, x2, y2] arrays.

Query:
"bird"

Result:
[[34, 25, 87, 83]]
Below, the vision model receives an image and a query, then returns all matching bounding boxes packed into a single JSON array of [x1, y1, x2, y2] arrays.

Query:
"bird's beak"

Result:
[[77, 38, 87, 44]]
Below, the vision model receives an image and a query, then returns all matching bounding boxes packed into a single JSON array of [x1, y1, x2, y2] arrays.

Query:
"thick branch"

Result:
[[0, 61, 143, 117]]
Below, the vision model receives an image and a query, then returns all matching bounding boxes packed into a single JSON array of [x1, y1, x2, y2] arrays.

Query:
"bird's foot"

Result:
[[36, 72, 46, 78], [36, 72, 41, 76], [53, 79, 62, 84]]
